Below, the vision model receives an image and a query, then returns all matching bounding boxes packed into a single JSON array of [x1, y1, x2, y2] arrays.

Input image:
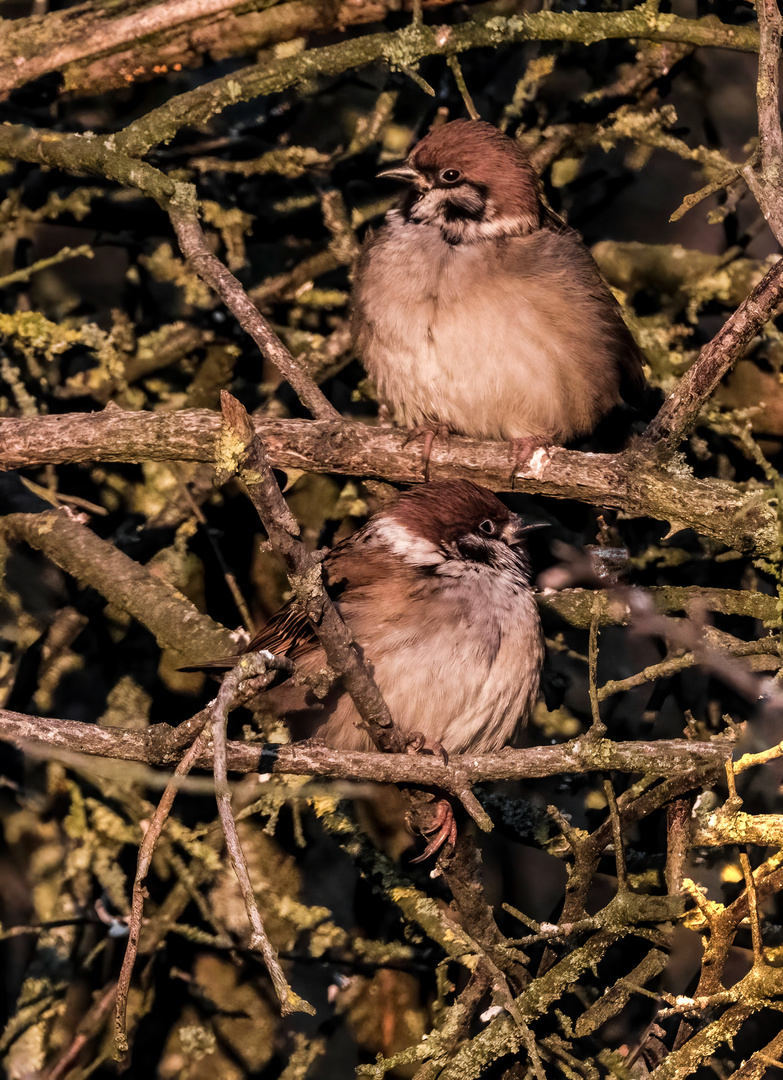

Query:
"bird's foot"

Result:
[[509, 437, 553, 488], [403, 424, 451, 481], [404, 730, 449, 764], [409, 798, 458, 863]]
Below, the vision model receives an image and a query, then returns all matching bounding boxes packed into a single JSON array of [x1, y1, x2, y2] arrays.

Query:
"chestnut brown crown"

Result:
[[379, 119, 542, 242], [385, 480, 545, 556]]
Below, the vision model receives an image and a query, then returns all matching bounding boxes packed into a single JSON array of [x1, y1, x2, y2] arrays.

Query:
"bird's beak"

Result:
[[377, 163, 426, 187], [502, 516, 550, 546]]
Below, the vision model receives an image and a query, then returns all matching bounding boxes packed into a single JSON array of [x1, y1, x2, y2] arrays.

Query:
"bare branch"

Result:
[[0, 0, 243, 95], [168, 193, 338, 422], [0, 411, 776, 554], [0, 707, 734, 786], [113, 11, 761, 158], [48, 982, 117, 1080], [114, 649, 300, 1052], [665, 799, 692, 894], [742, 0, 783, 245], [0, 509, 236, 666], [208, 653, 314, 1017], [0, 0, 461, 97], [726, 1026, 783, 1079], [639, 255, 783, 461], [114, 720, 213, 1057]]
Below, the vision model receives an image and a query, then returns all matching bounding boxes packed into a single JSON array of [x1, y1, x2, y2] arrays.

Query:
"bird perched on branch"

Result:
[[199, 480, 546, 856], [352, 119, 646, 468]]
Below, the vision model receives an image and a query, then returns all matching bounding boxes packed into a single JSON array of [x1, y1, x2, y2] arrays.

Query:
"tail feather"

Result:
[[177, 655, 241, 673]]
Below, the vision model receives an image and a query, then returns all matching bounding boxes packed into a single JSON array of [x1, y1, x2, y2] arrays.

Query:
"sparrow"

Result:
[[210, 480, 546, 763], [201, 480, 546, 858], [352, 119, 646, 461]]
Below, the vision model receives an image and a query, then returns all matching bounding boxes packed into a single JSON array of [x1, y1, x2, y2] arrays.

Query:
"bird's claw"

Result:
[[403, 424, 451, 481], [409, 799, 458, 863], [404, 731, 448, 764]]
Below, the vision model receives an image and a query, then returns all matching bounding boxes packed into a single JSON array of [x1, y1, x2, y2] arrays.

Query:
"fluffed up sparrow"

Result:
[[352, 119, 646, 463], [205, 480, 546, 759]]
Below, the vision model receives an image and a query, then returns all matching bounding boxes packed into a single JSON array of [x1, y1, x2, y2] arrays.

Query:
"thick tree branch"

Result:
[[0, 122, 175, 199], [0, 0, 461, 97], [0, 411, 775, 554], [0, 0, 244, 95], [0, 708, 734, 785], [113, 10, 761, 158], [542, 585, 778, 628], [0, 510, 236, 666]]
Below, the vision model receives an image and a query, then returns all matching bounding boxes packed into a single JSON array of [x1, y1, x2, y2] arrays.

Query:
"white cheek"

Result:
[[408, 190, 448, 225], [409, 187, 484, 225], [372, 519, 444, 567], [455, 212, 536, 242]]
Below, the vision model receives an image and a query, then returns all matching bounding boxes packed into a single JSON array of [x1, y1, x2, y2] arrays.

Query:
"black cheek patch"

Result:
[[456, 535, 493, 563], [440, 182, 489, 223], [442, 196, 485, 224]]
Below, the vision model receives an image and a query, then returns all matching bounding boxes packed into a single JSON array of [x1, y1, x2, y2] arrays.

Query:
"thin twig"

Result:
[[181, 481, 255, 634], [598, 634, 782, 701], [0, 244, 94, 289], [640, 255, 783, 460], [47, 981, 117, 1080], [447, 54, 480, 120], [209, 651, 314, 1016], [742, 0, 783, 245], [114, 717, 212, 1056], [167, 192, 338, 422], [588, 597, 606, 735], [603, 779, 628, 892], [734, 737, 783, 773], [669, 158, 751, 223], [739, 852, 764, 968]]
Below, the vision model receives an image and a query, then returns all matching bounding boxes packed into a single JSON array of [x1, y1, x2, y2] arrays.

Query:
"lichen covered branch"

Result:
[[0, 411, 776, 554]]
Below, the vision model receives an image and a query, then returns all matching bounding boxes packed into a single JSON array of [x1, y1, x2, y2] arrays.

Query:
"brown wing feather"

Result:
[[183, 526, 396, 672], [541, 216, 646, 402], [186, 535, 366, 670], [244, 601, 320, 661], [188, 601, 319, 670]]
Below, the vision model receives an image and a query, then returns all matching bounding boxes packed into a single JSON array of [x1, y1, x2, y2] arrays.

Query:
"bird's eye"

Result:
[[479, 519, 495, 535], [440, 168, 461, 184]]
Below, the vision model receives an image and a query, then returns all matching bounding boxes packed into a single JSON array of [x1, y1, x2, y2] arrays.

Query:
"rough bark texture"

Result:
[[3, 1, 783, 1077]]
